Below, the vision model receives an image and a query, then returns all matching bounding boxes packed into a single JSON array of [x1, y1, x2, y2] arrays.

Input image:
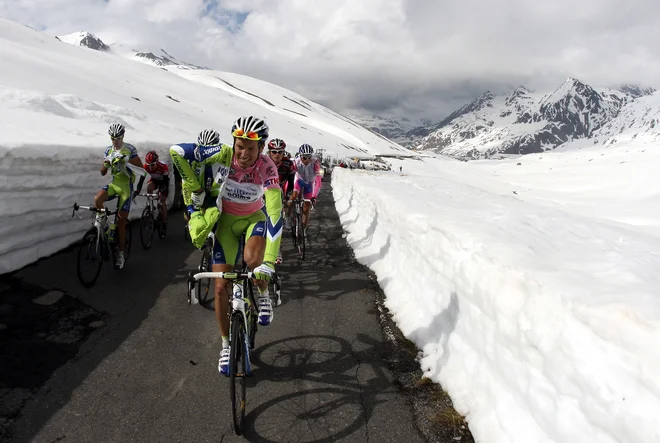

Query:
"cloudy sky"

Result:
[[2, 0, 660, 122]]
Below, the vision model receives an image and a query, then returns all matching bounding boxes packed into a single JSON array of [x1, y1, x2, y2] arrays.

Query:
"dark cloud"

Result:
[[3, 0, 660, 122]]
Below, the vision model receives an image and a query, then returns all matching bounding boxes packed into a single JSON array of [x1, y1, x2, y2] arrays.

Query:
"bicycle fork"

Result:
[[231, 283, 252, 376]]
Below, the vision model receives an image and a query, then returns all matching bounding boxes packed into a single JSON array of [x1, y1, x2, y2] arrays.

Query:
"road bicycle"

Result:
[[139, 190, 166, 249], [72, 202, 133, 287]]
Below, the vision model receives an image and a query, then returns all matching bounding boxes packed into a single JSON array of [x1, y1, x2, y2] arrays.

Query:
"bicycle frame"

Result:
[[72, 203, 118, 256], [190, 271, 258, 374], [141, 191, 161, 218]]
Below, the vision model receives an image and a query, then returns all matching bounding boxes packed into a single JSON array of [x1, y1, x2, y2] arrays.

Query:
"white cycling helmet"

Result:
[[298, 144, 314, 155], [231, 116, 269, 140], [198, 129, 220, 146], [108, 123, 125, 138]]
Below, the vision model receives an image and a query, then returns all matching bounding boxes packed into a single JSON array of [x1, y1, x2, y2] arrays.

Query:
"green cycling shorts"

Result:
[[103, 180, 133, 212], [212, 211, 266, 266]]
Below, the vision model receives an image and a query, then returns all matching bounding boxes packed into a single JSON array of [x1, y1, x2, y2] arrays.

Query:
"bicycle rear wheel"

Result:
[[290, 214, 298, 248], [77, 228, 104, 288], [229, 312, 247, 435], [140, 206, 154, 249], [197, 238, 213, 306]]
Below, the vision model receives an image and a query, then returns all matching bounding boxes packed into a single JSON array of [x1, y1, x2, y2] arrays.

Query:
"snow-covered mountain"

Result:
[[415, 78, 656, 160], [348, 113, 432, 146], [56, 31, 110, 51], [57, 31, 207, 70]]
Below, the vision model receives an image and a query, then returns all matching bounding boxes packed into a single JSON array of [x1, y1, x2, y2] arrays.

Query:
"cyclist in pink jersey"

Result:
[[221, 151, 280, 216], [287, 143, 322, 233]]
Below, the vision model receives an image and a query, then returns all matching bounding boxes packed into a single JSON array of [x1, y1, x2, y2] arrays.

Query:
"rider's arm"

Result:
[[160, 163, 171, 189], [128, 155, 147, 193], [263, 187, 283, 264], [170, 144, 202, 192], [101, 147, 111, 176], [286, 164, 295, 199], [312, 160, 323, 198], [181, 180, 194, 213]]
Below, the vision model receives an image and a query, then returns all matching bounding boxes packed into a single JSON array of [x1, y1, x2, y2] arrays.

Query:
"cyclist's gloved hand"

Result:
[[253, 262, 276, 282], [103, 159, 112, 169], [186, 205, 196, 216], [111, 154, 125, 166], [311, 197, 317, 206], [191, 190, 205, 208]]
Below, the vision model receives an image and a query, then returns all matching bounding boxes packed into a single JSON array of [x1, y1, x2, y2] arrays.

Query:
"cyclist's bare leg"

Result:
[[244, 236, 268, 292], [212, 263, 233, 337], [117, 210, 128, 251], [94, 189, 108, 210]]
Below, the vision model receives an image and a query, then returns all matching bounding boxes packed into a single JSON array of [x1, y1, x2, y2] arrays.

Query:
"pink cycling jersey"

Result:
[[293, 156, 322, 198], [221, 154, 280, 216]]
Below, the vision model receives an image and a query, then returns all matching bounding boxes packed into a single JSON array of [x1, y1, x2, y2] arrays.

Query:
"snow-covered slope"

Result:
[[0, 18, 413, 274], [591, 92, 660, 146], [417, 79, 655, 159]]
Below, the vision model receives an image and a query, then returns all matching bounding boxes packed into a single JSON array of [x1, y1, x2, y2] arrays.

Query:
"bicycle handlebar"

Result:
[[192, 271, 256, 281], [71, 203, 116, 218]]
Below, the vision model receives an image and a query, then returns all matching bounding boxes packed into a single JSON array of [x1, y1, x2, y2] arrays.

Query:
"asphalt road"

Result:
[[3, 183, 427, 443]]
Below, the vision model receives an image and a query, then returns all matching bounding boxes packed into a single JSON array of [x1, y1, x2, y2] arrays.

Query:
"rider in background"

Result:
[[267, 138, 295, 263], [287, 143, 322, 234], [143, 150, 170, 235], [95, 123, 147, 269], [170, 130, 225, 249]]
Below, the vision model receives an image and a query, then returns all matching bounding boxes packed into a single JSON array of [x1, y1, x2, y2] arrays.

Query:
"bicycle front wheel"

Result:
[[297, 212, 305, 260], [140, 206, 154, 249], [230, 312, 247, 435], [77, 228, 103, 288], [124, 221, 133, 263]]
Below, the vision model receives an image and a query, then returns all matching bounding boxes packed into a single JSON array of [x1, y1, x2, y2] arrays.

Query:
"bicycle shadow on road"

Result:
[[245, 333, 394, 442]]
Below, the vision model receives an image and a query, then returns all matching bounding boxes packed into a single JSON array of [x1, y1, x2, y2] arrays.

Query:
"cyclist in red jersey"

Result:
[[267, 138, 296, 200], [144, 150, 170, 231]]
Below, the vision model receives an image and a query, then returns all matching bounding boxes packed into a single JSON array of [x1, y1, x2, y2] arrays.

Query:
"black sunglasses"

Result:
[[270, 150, 284, 154]]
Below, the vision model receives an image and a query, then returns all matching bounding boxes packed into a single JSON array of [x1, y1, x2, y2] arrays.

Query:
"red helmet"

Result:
[[268, 138, 286, 150], [145, 150, 158, 165]]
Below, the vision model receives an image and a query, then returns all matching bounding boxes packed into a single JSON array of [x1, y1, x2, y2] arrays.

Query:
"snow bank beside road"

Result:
[[0, 142, 173, 274], [332, 167, 660, 443]]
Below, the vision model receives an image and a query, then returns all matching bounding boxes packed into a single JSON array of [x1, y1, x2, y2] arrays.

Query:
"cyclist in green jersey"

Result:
[[95, 123, 147, 269]]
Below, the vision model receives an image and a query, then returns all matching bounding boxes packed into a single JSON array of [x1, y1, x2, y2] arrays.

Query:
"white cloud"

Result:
[[2, 0, 660, 120]]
